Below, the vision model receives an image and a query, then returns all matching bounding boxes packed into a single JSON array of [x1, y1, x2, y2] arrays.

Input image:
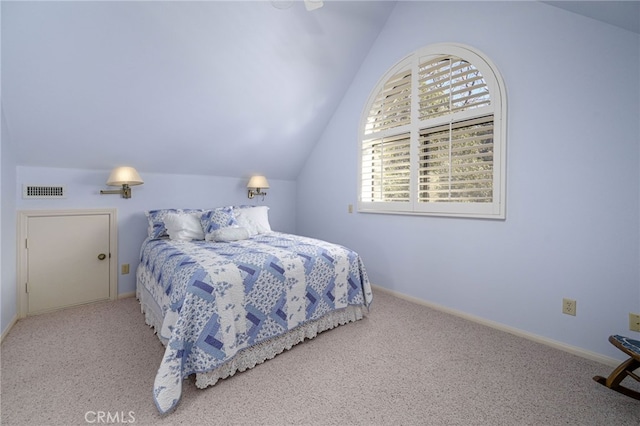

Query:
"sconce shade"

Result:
[[106, 167, 144, 186], [247, 175, 269, 189]]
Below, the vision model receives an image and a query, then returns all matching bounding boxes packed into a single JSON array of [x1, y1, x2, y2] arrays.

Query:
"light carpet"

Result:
[[1, 291, 639, 425]]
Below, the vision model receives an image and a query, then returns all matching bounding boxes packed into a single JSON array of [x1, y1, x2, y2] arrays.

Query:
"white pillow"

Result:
[[234, 206, 271, 236], [205, 226, 250, 242], [163, 213, 205, 241]]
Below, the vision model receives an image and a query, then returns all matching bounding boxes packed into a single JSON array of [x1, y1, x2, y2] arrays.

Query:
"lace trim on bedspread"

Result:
[[195, 304, 366, 389], [139, 266, 367, 388], [137, 261, 368, 392]]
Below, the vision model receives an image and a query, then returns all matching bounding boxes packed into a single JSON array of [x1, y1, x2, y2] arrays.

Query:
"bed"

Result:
[[136, 206, 373, 414]]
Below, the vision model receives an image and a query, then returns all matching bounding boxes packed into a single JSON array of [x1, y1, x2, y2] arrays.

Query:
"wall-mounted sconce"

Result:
[[100, 166, 144, 199], [247, 175, 269, 199]]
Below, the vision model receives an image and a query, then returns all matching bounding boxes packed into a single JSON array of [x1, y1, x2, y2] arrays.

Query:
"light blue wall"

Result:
[[2, 1, 639, 362], [14, 167, 296, 298], [297, 1, 640, 360], [1, 108, 18, 335]]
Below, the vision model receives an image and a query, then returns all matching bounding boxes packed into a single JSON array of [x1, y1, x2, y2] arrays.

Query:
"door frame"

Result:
[[17, 208, 118, 318]]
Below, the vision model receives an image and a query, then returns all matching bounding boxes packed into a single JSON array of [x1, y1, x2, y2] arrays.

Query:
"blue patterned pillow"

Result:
[[200, 207, 238, 235], [145, 209, 207, 239]]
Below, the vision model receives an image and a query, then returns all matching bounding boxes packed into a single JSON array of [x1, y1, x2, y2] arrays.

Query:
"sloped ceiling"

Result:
[[542, 1, 640, 34], [2, 1, 637, 181], [1, 1, 395, 180]]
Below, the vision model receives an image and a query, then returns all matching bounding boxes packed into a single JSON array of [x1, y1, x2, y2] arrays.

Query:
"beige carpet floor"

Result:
[[1, 290, 639, 425]]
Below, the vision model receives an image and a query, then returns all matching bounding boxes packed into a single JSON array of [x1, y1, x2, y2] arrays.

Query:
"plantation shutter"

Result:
[[418, 56, 490, 120], [364, 69, 412, 135], [417, 54, 494, 204], [419, 116, 494, 203], [359, 43, 506, 218], [361, 133, 411, 202]]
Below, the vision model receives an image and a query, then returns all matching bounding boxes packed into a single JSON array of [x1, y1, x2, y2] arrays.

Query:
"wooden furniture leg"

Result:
[[593, 335, 640, 401]]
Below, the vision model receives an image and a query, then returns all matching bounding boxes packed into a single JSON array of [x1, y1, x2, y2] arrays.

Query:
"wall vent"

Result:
[[22, 185, 67, 199]]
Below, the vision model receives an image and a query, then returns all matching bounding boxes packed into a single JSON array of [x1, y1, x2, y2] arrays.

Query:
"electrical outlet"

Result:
[[562, 298, 576, 316], [348, 204, 353, 214], [121, 264, 130, 275], [630, 313, 640, 332]]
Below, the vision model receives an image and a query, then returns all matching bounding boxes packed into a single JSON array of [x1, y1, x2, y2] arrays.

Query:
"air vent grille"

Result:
[[23, 185, 67, 199]]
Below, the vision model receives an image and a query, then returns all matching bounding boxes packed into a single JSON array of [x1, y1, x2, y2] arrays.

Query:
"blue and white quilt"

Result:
[[137, 232, 372, 414]]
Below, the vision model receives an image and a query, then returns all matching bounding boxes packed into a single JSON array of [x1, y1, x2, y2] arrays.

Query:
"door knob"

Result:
[[97, 253, 107, 260]]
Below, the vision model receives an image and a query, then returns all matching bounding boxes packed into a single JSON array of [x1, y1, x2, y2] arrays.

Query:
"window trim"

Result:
[[358, 43, 507, 219]]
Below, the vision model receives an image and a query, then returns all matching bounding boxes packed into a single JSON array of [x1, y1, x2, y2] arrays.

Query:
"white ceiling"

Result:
[[2, 1, 395, 180], [2, 1, 638, 180], [542, 1, 640, 34]]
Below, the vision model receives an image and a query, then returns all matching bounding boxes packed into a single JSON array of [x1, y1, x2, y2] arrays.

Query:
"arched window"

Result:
[[359, 43, 507, 219]]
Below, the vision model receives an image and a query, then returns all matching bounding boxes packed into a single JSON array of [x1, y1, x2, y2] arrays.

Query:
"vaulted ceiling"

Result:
[[2, 1, 638, 181], [2, 1, 395, 180], [542, 1, 640, 34]]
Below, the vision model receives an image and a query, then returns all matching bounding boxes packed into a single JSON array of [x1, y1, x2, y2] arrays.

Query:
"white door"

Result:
[[27, 214, 111, 315]]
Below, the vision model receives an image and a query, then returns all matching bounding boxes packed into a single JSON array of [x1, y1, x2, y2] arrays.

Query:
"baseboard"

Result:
[[371, 284, 620, 368], [118, 291, 136, 299], [1, 315, 18, 345]]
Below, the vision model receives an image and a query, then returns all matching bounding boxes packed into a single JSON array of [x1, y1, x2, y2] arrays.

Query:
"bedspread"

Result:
[[137, 232, 372, 414]]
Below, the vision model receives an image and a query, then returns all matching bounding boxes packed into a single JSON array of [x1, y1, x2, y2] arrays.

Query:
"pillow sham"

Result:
[[205, 226, 250, 242], [163, 213, 205, 241], [233, 205, 271, 236], [146, 208, 207, 239], [200, 206, 238, 236]]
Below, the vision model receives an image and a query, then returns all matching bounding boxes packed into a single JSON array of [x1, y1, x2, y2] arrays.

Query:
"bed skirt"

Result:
[[137, 277, 367, 389]]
